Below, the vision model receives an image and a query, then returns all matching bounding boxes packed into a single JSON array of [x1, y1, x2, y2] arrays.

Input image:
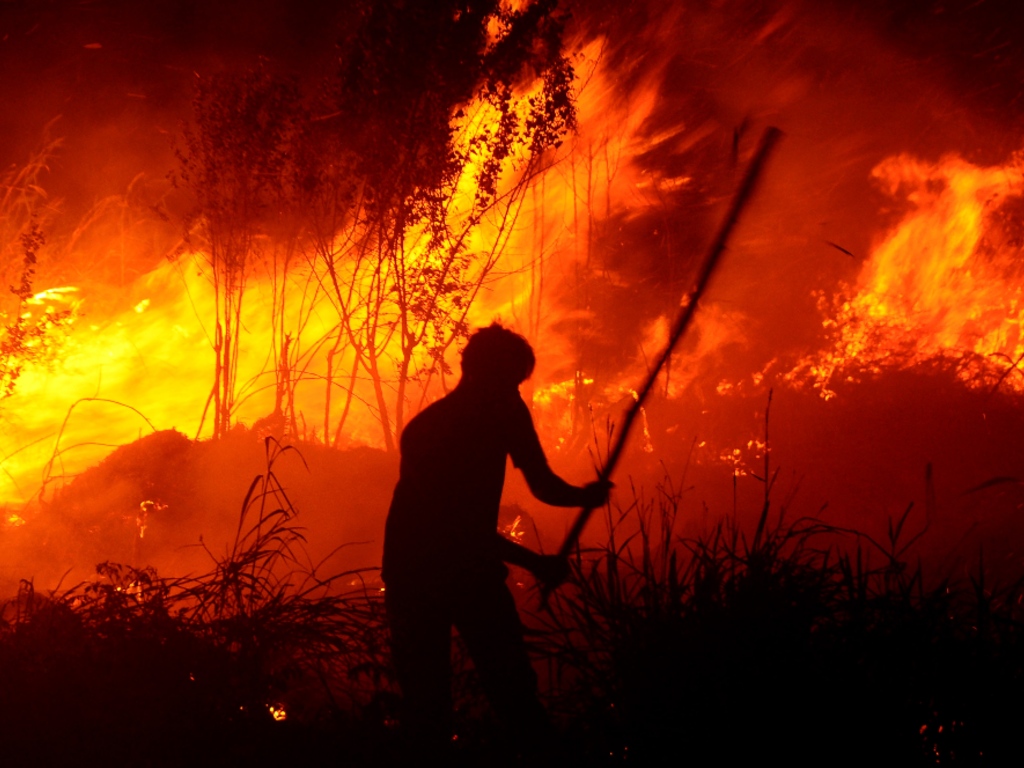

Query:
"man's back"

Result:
[[382, 384, 539, 584]]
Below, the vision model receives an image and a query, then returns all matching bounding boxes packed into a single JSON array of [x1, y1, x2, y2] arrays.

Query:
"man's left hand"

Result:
[[531, 554, 571, 589]]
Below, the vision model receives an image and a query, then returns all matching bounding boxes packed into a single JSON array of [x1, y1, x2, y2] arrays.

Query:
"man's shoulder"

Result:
[[507, 391, 534, 423], [402, 387, 530, 443], [407, 390, 459, 423], [401, 393, 453, 445]]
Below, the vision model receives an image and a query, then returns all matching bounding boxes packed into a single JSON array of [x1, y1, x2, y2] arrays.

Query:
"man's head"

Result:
[[461, 323, 535, 389]]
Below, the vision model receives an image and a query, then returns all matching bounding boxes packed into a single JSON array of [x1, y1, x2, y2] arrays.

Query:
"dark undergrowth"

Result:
[[537, 477, 1024, 767], [3, 439, 1024, 766], [0, 440, 394, 767]]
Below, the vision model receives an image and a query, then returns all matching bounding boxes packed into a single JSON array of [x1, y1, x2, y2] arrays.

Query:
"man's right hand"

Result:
[[580, 479, 613, 508]]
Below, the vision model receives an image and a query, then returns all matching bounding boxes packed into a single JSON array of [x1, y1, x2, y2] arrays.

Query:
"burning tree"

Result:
[[312, 0, 576, 450], [176, 0, 575, 448], [0, 139, 74, 404], [177, 64, 305, 440]]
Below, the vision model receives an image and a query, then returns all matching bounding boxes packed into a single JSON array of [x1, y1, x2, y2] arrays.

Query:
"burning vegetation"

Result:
[[3, 0, 1024, 764]]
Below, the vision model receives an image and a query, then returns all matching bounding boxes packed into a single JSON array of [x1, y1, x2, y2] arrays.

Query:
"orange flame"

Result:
[[790, 150, 1024, 397]]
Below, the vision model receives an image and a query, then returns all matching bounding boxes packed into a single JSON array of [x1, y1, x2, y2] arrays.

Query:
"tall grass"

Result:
[[3, 436, 1024, 765], [0, 438, 390, 765], [531, 475, 1024, 766]]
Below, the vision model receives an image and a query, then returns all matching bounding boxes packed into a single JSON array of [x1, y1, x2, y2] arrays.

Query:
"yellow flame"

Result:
[[790, 150, 1024, 396], [0, 24, 758, 503]]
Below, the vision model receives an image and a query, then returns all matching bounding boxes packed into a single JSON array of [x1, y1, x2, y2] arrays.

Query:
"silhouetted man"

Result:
[[383, 323, 610, 755]]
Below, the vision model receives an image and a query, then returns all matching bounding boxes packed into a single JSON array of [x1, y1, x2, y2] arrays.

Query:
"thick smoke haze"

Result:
[[3, 0, 1024, 590]]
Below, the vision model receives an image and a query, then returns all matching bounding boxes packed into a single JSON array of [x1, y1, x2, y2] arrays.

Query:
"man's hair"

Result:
[[461, 323, 535, 386]]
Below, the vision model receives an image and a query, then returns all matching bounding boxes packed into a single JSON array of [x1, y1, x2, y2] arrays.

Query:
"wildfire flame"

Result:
[[0, 16, 730, 509], [2, 2, 1022, 536], [789, 151, 1024, 398]]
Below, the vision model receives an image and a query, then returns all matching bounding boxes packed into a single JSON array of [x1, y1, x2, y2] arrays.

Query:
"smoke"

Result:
[[5, 0, 1022, 364], [3, 0, 1024, 584], [554, 0, 1024, 380], [525, 0, 1024, 561]]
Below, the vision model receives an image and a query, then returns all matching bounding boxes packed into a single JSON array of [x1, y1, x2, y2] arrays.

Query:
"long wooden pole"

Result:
[[543, 126, 783, 601]]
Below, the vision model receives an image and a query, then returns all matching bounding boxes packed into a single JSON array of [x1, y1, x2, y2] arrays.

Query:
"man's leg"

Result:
[[386, 584, 453, 752], [453, 578, 550, 746]]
